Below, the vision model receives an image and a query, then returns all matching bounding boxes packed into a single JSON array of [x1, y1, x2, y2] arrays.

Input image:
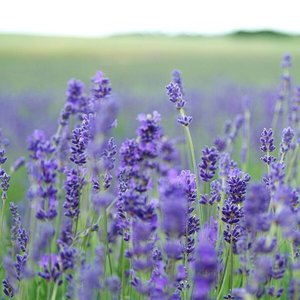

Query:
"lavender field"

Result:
[[1, 34, 300, 299]]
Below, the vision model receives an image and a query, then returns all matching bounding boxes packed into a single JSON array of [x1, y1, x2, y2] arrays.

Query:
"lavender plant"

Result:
[[1, 55, 300, 300]]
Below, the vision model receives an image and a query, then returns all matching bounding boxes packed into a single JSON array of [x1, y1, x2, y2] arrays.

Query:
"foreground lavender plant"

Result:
[[1, 56, 300, 300]]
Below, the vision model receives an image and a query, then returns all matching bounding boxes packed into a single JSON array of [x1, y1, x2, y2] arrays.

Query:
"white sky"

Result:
[[1, 0, 299, 37]]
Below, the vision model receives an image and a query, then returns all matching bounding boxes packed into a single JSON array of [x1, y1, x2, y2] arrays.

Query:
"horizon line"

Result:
[[0, 29, 299, 39]]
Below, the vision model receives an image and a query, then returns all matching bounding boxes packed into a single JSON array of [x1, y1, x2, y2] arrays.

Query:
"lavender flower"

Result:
[[136, 111, 162, 156], [271, 253, 287, 279], [32, 223, 55, 262], [266, 162, 286, 191], [166, 82, 183, 104], [38, 254, 63, 284], [66, 79, 85, 104], [63, 168, 84, 219], [102, 137, 117, 171], [0, 130, 8, 165], [38, 245, 75, 286], [3, 279, 14, 298], [214, 137, 227, 152], [3, 203, 29, 296], [280, 126, 294, 156], [166, 78, 189, 116], [11, 156, 25, 172], [227, 172, 250, 204], [35, 158, 58, 220], [219, 152, 237, 178], [91, 71, 111, 101], [199, 146, 219, 182], [27, 130, 59, 220], [119, 139, 141, 169], [222, 201, 244, 225], [244, 184, 270, 232], [78, 247, 104, 299], [130, 218, 156, 272], [106, 276, 121, 298], [192, 224, 217, 299], [160, 174, 187, 239], [228, 114, 245, 143], [0, 170, 10, 199], [289, 280, 300, 299], [260, 128, 276, 165], [177, 115, 192, 126], [281, 53, 292, 69], [289, 86, 300, 128], [27, 129, 55, 160], [172, 70, 184, 93], [59, 79, 85, 125], [199, 179, 222, 205], [70, 114, 91, 166], [10, 203, 28, 253]]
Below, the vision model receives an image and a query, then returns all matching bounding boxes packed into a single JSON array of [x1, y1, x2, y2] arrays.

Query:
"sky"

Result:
[[1, 0, 300, 37]]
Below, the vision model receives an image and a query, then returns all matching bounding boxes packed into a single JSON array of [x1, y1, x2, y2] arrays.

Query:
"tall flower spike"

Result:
[[260, 128, 276, 165], [70, 114, 91, 166], [63, 168, 84, 219], [59, 79, 85, 125], [3, 203, 29, 296], [260, 128, 276, 152], [192, 224, 217, 299], [166, 82, 183, 104], [172, 69, 184, 95], [160, 172, 187, 265], [227, 172, 250, 204], [244, 184, 270, 232], [199, 146, 219, 182], [27, 129, 55, 160], [91, 71, 111, 101], [136, 111, 163, 156], [102, 137, 117, 171], [0, 170, 10, 200], [281, 53, 292, 69], [130, 218, 156, 273], [35, 158, 58, 220], [222, 201, 244, 225], [177, 115, 192, 127], [266, 162, 286, 191], [280, 126, 294, 156], [78, 247, 104, 299]]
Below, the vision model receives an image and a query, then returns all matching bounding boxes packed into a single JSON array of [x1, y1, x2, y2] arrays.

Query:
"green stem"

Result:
[[229, 245, 234, 292], [102, 208, 113, 276], [46, 282, 51, 300], [216, 246, 230, 299], [120, 238, 126, 300], [54, 172, 63, 248], [80, 214, 101, 250], [216, 177, 226, 252], [286, 144, 299, 182], [179, 108, 202, 225], [217, 230, 234, 299], [36, 282, 41, 300], [50, 283, 58, 300], [290, 242, 295, 264], [0, 197, 6, 240]]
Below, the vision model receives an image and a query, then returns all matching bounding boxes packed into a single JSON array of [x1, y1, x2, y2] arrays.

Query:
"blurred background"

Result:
[[1, 0, 300, 160]]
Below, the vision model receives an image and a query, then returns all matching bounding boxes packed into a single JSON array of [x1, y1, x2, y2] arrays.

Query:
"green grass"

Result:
[[1, 34, 300, 99]]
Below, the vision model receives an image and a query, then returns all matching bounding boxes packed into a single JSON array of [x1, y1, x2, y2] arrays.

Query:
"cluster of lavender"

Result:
[[1, 54, 300, 300]]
